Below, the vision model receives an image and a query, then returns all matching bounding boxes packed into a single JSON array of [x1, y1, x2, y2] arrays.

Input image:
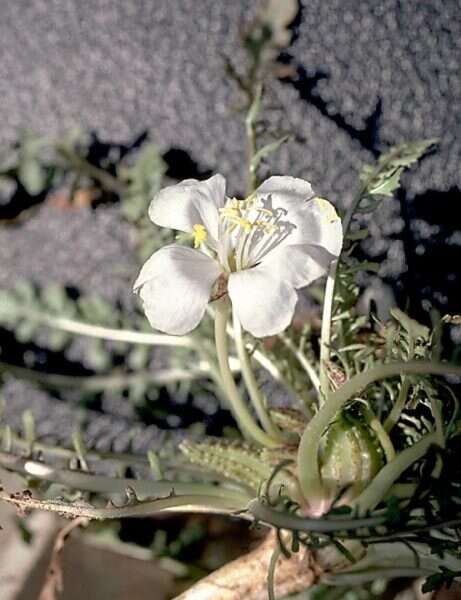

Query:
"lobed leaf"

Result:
[[360, 138, 437, 198]]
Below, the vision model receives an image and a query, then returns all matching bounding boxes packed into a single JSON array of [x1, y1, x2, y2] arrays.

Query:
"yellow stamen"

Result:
[[220, 207, 241, 220], [219, 202, 253, 233], [219, 198, 243, 221], [239, 218, 253, 232], [218, 195, 283, 270], [254, 220, 278, 234], [192, 224, 208, 248]]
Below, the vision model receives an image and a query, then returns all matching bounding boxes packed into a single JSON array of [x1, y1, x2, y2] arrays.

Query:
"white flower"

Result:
[[134, 174, 343, 337]]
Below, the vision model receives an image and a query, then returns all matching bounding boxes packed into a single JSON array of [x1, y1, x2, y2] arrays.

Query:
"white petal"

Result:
[[193, 173, 227, 243], [255, 176, 343, 256], [133, 245, 221, 335], [228, 267, 298, 337], [260, 243, 335, 289], [256, 175, 315, 205], [149, 174, 226, 242]]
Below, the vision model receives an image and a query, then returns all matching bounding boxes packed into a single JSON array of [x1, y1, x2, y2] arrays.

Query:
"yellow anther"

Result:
[[220, 198, 244, 221], [256, 208, 273, 216], [192, 224, 208, 248], [254, 220, 278, 234], [315, 197, 339, 223], [219, 204, 253, 233], [239, 218, 253, 232], [220, 206, 241, 220]]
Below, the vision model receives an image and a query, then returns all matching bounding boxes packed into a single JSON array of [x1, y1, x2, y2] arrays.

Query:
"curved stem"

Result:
[[317, 180, 370, 403], [364, 407, 396, 463], [297, 361, 461, 507], [208, 305, 292, 392], [0, 361, 220, 391], [232, 309, 284, 441], [1, 428, 149, 467], [25, 311, 195, 348], [190, 336, 234, 407], [214, 299, 278, 447], [246, 499, 386, 533], [0, 428, 231, 480], [251, 344, 313, 416], [174, 531, 317, 600], [351, 433, 437, 515], [326, 568, 432, 587], [56, 144, 125, 194], [319, 259, 338, 400], [430, 396, 445, 449], [0, 489, 247, 520], [0, 451, 251, 503], [384, 336, 414, 432], [384, 378, 410, 432], [341, 183, 368, 240]]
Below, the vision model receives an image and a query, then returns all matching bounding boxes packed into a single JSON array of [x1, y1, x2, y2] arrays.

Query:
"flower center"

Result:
[[219, 195, 289, 272]]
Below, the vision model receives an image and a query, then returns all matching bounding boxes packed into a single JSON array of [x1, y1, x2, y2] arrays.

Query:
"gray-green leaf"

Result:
[[361, 138, 437, 197]]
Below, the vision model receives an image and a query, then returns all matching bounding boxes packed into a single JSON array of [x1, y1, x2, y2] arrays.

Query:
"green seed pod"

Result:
[[320, 407, 385, 501]]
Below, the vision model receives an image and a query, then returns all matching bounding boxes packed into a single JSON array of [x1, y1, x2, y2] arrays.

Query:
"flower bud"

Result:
[[320, 409, 384, 504]]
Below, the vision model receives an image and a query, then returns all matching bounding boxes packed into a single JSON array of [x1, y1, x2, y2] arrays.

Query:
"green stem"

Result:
[[319, 259, 338, 400], [364, 407, 396, 463], [222, 313, 301, 403], [351, 433, 437, 515], [23, 310, 195, 348], [0, 361, 221, 391], [341, 183, 368, 239], [384, 378, 410, 433], [245, 83, 262, 194], [232, 309, 284, 441], [214, 300, 278, 447], [384, 337, 414, 432], [0, 451, 250, 503], [267, 546, 281, 600], [191, 336, 231, 408], [430, 396, 445, 449], [208, 305, 291, 391], [317, 180, 369, 402], [0, 428, 218, 479], [56, 145, 125, 195], [0, 489, 248, 520], [297, 361, 461, 507], [326, 568, 433, 587], [1, 428, 149, 467], [278, 333, 320, 395], [246, 498, 386, 533]]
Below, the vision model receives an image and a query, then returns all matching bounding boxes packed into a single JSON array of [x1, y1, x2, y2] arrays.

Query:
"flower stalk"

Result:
[[232, 307, 285, 442], [319, 258, 339, 400], [214, 298, 278, 447]]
